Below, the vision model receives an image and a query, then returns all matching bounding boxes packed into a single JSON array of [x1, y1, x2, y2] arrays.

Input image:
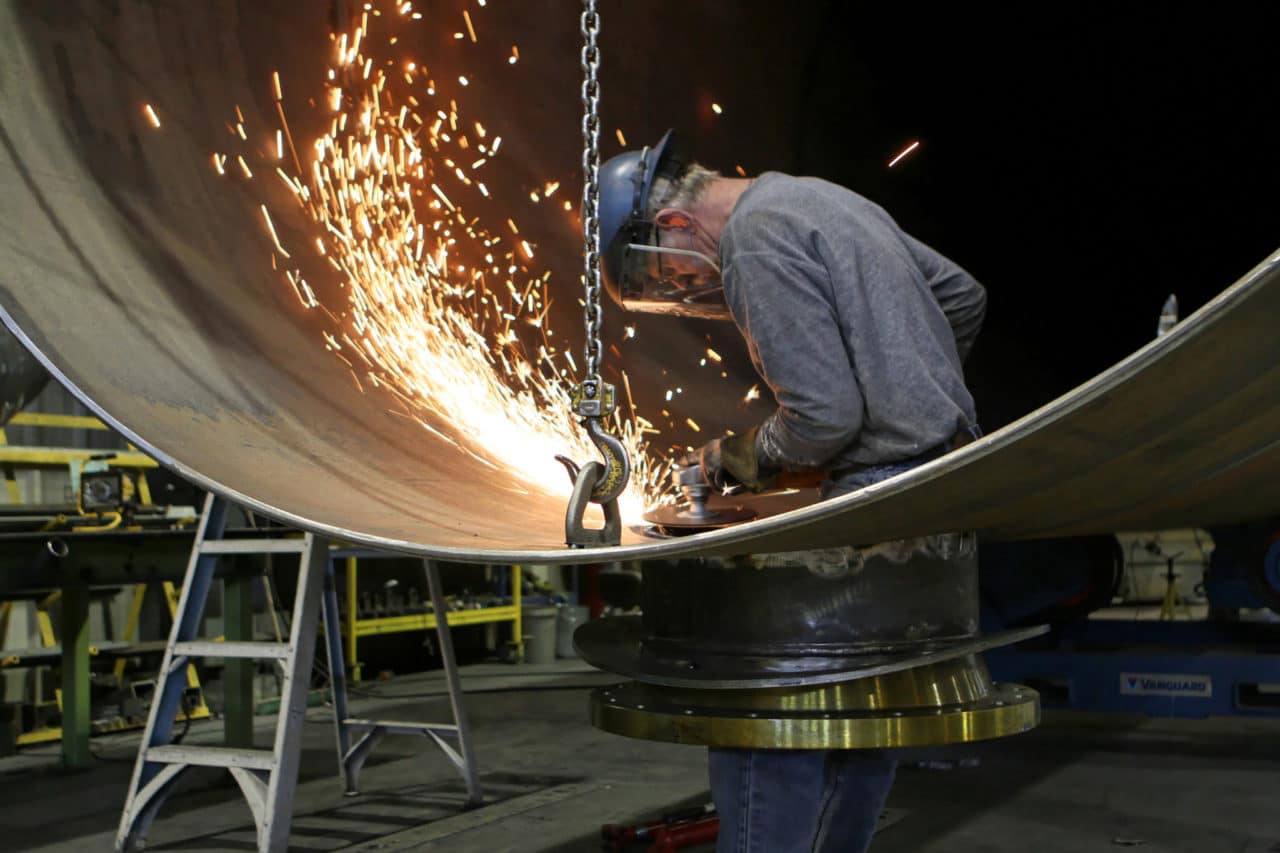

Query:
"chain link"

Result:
[[579, 0, 603, 382]]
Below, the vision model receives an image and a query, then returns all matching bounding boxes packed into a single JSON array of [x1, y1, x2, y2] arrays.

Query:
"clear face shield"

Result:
[[616, 228, 733, 321]]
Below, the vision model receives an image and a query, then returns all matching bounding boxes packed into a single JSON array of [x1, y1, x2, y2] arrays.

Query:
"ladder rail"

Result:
[[423, 559, 482, 806], [260, 537, 327, 848], [119, 498, 487, 852], [118, 492, 227, 834], [325, 557, 484, 805], [116, 495, 329, 853]]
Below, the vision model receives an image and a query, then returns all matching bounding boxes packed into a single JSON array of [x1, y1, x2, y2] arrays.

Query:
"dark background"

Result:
[[630, 2, 1280, 431]]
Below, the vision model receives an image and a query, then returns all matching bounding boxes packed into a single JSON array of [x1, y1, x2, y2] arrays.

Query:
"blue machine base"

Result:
[[986, 619, 1280, 718]]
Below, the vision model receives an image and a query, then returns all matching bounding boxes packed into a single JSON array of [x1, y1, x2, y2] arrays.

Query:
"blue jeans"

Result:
[[709, 748, 896, 853], [711, 459, 932, 852]]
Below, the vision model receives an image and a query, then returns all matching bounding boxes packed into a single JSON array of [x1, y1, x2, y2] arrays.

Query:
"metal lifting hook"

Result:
[[558, 376, 631, 548], [555, 455, 622, 549], [580, 414, 630, 504]]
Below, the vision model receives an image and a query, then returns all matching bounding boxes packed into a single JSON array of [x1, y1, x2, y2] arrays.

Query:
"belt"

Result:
[[828, 426, 979, 481]]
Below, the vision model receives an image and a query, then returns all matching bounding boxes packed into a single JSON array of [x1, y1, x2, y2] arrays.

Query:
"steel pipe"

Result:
[[1, 2, 1278, 563]]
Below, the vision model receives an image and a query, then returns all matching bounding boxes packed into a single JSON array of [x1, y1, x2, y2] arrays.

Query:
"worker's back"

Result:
[[718, 172, 985, 486]]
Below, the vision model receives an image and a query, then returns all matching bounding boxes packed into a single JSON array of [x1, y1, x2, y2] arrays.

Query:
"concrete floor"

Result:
[[2, 661, 1279, 852]]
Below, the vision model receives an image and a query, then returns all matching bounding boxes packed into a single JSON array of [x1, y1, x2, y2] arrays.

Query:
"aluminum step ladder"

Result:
[[116, 494, 328, 852], [321, 558, 483, 805]]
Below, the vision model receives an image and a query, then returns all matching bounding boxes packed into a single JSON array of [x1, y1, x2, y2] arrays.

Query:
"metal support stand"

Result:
[[116, 494, 328, 853], [223, 571, 256, 748], [59, 585, 91, 768], [323, 558, 483, 806]]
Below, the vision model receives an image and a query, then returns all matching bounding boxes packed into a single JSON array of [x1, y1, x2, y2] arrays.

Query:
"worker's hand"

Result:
[[694, 426, 775, 493]]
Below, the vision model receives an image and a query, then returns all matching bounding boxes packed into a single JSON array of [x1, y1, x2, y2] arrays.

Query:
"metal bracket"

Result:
[[571, 376, 616, 419]]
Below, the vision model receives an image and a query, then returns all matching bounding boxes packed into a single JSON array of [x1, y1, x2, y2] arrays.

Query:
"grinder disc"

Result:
[[643, 503, 758, 534]]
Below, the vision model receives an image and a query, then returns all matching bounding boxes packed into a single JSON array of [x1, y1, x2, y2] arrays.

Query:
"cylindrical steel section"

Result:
[[640, 533, 978, 663], [0, 328, 48, 425]]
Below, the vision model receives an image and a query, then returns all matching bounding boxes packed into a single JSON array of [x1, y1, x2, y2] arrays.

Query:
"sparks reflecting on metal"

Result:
[[211, 2, 674, 520]]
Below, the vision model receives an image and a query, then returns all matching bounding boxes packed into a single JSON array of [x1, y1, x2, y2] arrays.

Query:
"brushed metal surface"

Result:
[[1, 2, 1278, 563]]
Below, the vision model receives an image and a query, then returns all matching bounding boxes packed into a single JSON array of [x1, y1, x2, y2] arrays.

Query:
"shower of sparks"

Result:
[[888, 140, 921, 168], [744, 384, 761, 403], [615, 128, 627, 146], [143, 103, 161, 128], [215, 2, 673, 517], [711, 102, 723, 115]]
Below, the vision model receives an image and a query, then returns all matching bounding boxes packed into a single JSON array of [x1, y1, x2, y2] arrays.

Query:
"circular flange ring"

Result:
[[590, 676, 1040, 750]]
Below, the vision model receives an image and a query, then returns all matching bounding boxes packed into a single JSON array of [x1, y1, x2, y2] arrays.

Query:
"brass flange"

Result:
[[590, 655, 1039, 749]]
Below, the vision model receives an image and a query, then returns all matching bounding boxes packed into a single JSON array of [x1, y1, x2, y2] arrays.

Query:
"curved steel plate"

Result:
[[1, 3, 1278, 563]]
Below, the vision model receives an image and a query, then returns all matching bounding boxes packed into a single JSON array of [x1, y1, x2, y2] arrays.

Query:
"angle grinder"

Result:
[[641, 461, 758, 534]]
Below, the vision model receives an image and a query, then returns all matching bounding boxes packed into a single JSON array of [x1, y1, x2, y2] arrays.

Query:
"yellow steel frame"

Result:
[[9, 582, 210, 748], [109, 582, 211, 718], [0, 412, 184, 749], [0, 445, 158, 469], [8, 413, 109, 430], [342, 558, 523, 681], [0, 411, 158, 509]]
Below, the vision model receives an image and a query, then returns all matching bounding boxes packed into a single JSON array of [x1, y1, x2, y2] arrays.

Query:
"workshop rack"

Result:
[[334, 551, 523, 681], [0, 412, 159, 505], [0, 412, 180, 763]]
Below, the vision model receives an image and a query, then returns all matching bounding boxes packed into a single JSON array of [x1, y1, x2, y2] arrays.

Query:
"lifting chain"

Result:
[[559, 0, 629, 548], [579, 0, 604, 383]]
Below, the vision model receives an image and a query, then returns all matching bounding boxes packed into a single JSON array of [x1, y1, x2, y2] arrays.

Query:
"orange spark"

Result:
[[888, 140, 921, 168]]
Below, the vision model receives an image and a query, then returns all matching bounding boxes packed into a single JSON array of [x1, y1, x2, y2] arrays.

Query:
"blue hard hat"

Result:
[[597, 131, 732, 320], [599, 129, 677, 303]]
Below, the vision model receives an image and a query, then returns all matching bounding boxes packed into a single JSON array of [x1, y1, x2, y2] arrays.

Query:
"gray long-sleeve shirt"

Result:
[[719, 172, 985, 474]]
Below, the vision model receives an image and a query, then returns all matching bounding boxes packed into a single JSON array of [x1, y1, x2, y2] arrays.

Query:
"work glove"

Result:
[[694, 425, 776, 493]]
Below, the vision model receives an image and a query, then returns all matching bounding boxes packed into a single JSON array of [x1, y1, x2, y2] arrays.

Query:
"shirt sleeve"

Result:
[[904, 234, 987, 362], [724, 245, 864, 470]]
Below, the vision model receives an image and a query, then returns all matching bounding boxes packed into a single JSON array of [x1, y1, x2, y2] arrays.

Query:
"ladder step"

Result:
[[344, 718, 459, 736], [173, 640, 290, 660], [146, 745, 276, 771], [199, 538, 308, 555]]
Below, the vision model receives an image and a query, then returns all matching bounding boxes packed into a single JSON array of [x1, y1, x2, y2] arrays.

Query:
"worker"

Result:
[[596, 130, 987, 853]]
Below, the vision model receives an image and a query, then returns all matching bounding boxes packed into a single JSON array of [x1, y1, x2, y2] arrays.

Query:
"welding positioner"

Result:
[[577, 533, 1043, 751]]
